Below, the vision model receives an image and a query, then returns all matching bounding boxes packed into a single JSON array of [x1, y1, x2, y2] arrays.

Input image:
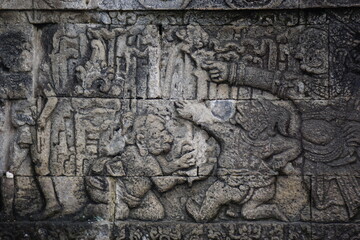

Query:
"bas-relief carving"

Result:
[[1, 8, 360, 239], [174, 23, 359, 221], [41, 24, 161, 98], [161, 25, 330, 101], [175, 99, 301, 222]]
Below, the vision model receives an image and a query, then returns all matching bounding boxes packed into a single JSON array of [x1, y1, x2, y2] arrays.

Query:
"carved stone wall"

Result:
[[1, 1, 360, 239]]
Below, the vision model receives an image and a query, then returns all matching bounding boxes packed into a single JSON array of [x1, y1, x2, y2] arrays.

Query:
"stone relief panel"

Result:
[[0, 222, 111, 239], [295, 99, 360, 222], [0, 98, 310, 223], [18, 0, 299, 10], [0, 7, 360, 240], [225, 0, 284, 8]]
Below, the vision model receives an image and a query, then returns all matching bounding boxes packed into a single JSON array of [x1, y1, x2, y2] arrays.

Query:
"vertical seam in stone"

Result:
[[31, 24, 41, 100]]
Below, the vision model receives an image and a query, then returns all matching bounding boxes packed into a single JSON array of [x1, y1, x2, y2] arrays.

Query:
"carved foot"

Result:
[[29, 203, 62, 220], [274, 207, 290, 222], [186, 198, 202, 222], [115, 200, 130, 220]]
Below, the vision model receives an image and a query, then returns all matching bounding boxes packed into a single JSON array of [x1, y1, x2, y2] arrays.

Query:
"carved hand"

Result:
[[201, 60, 229, 83], [174, 151, 196, 169], [175, 101, 194, 121], [269, 156, 288, 171]]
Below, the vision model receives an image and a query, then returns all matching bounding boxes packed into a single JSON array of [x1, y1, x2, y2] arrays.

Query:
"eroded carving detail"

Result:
[[1, 8, 360, 239], [176, 99, 301, 222]]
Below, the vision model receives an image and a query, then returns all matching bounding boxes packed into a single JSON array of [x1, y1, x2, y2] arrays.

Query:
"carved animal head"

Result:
[[294, 27, 328, 75]]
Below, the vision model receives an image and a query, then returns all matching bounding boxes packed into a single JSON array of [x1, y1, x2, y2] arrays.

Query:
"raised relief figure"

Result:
[[75, 28, 119, 95], [200, 26, 360, 220], [201, 27, 329, 100], [87, 113, 197, 220], [163, 24, 211, 99], [29, 85, 63, 220], [301, 103, 360, 220], [176, 99, 301, 222]]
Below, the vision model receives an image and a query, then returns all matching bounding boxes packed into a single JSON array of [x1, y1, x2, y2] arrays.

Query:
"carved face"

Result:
[[295, 28, 328, 75], [176, 25, 209, 50], [135, 115, 174, 155], [145, 118, 174, 155], [188, 25, 209, 49], [234, 101, 269, 138]]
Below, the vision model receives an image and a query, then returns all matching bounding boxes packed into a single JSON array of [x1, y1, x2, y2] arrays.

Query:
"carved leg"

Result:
[[130, 191, 165, 221], [152, 176, 187, 193], [115, 199, 130, 220], [186, 180, 248, 222], [30, 177, 62, 220], [241, 184, 288, 221]]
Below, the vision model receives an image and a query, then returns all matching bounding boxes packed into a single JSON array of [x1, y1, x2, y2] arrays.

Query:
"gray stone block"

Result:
[[0, 0, 32, 9], [0, 222, 112, 239]]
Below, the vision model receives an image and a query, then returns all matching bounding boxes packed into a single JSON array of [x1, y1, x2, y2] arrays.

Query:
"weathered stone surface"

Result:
[[113, 222, 205, 239], [0, 0, 32, 9], [0, 25, 33, 99], [1, 3, 360, 238], [329, 10, 360, 99], [300, 0, 360, 8], [0, 222, 111, 239], [113, 222, 312, 239], [3, 0, 360, 10], [312, 223, 360, 239]]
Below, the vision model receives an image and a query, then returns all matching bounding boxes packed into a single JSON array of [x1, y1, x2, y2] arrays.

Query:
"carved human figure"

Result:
[[8, 101, 35, 174], [301, 104, 360, 219], [176, 100, 301, 222], [75, 28, 120, 95], [93, 114, 196, 220], [200, 27, 360, 220], [50, 25, 79, 94], [26, 83, 78, 220], [115, 114, 198, 220], [29, 84, 64, 220], [164, 25, 210, 99], [201, 27, 329, 99]]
